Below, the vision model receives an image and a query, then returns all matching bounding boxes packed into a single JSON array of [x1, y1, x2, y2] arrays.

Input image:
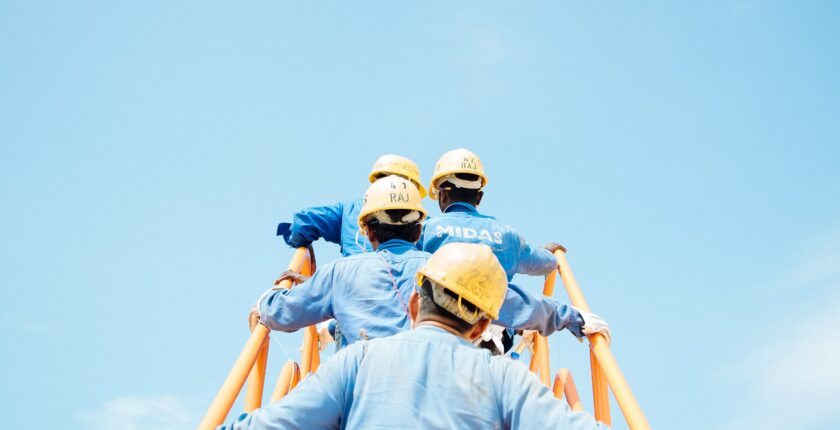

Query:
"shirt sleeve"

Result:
[[509, 227, 557, 276], [494, 359, 609, 430], [282, 202, 345, 248], [495, 283, 585, 338], [217, 342, 365, 430], [259, 263, 336, 332], [415, 222, 427, 250]]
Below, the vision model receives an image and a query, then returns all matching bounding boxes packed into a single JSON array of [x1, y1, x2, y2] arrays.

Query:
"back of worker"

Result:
[[421, 203, 555, 280], [418, 148, 557, 281], [261, 239, 428, 347], [345, 327, 602, 429]]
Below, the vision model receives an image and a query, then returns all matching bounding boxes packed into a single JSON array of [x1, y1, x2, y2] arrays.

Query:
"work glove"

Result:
[[316, 320, 336, 351], [274, 270, 311, 286], [574, 307, 611, 345], [542, 242, 567, 253], [474, 324, 506, 355]]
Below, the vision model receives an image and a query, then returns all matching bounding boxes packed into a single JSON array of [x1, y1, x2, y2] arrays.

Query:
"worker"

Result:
[[275, 155, 426, 348], [276, 154, 427, 257], [419, 148, 564, 352], [419, 148, 561, 280], [254, 176, 606, 348], [223, 243, 609, 429]]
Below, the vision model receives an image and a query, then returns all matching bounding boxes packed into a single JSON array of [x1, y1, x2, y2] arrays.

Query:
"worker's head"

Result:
[[428, 148, 487, 211], [358, 175, 427, 249], [369, 154, 427, 198], [411, 243, 508, 341]]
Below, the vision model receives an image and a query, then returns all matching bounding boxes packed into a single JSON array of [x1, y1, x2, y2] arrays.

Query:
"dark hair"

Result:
[[416, 279, 479, 334], [439, 173, 482, 205], [364, 209, 422, 243]]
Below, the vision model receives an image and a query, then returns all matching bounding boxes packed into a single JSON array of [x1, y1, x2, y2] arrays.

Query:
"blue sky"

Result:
[[2, 1, 839, 429]]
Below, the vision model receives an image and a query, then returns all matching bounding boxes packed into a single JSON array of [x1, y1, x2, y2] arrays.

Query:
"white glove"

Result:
[[575, 307, 611, 345], [316, 320, 336, 351], [474, 324, 506, 354]]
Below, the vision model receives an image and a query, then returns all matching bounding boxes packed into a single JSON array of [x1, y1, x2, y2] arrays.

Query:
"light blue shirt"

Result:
[[418, 203, 557, 281], [220, 326, 607, 430], [259, 240, 585, 347], [276, 198, 372, 257]]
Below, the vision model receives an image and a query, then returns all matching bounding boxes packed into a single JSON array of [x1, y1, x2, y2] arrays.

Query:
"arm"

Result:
[[218, 342, 365, 430], [495, 283, 585, 338], [277, 202, 345, 248], [258, 263, 335, 332], [495, 359, 608, 430], [510, 227, 557, 276]]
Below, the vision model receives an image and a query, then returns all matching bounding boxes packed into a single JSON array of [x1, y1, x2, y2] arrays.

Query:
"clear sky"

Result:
[[2, 1, 838, 429]]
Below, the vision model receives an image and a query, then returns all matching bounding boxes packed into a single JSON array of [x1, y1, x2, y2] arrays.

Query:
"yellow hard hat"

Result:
[[428, 148, 488, 200], [357, 175, 428, 229], [369, 154, 427, 198], [416, 242, 507, 322]]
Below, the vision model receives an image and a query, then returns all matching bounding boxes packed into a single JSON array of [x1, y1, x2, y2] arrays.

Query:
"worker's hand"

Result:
[[316, 321, 335, 351], [576, 308, 611, 345], [521, 329, 537, 354], [249, 306, 261, 330], [274, 270, 311, 286], [542, 242, 567, 254]]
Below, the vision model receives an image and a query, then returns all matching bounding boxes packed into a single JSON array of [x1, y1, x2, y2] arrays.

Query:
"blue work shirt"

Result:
[[418, 203, 557, 281], [276, 198, 372, 257], [220, 326, 607, 430], [259, 239, 585, 347]]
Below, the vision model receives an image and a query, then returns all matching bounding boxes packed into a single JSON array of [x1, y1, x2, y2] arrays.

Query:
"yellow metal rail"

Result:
[[198, 247, 318, 430]]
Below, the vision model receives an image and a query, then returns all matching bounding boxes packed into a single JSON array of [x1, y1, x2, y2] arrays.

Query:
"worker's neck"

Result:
[[415, 320, 470, 340]]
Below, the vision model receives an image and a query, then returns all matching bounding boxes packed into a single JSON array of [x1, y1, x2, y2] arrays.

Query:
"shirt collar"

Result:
[[414, 325, 474, 346], [443, 202, 478, 214], [377, 239, 417, 252]]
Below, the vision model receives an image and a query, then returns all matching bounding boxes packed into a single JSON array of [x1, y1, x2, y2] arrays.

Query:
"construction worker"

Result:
[[224, 243, 608, 429], [419, 148, 563, 353], [254, 176, 606, 349], [276, 154, 427, 257], [419, 148, 560, 280], [275, 155, 426, 348]]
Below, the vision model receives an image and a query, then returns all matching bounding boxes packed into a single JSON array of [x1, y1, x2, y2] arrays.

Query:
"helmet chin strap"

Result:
[[355, 228, 370, 254]]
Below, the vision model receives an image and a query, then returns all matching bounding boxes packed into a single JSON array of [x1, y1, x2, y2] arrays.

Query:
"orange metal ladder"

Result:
[[199, 246, 651, 430], [527, 248, 651, 430], [197, 247, 318, 430]]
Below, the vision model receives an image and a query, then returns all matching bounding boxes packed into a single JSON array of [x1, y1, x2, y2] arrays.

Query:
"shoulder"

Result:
[[488, 355, 532, 384]]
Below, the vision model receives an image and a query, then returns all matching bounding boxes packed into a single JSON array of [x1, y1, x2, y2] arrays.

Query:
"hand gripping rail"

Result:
[[527, 248, 651, 430], [198, 247, 318, 430]]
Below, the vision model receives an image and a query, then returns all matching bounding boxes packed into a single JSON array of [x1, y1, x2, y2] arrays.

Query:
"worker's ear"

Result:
[[467, 318, 491, 341], [474, 190, 484, 207], [437, 191, 449, 212], [364, 225, 376, 243], [408, 291, 420, 327], [410, 223, 422, 243]]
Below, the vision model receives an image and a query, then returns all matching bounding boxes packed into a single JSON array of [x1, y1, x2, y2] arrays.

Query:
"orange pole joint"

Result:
[[553, 369, 584, 412]]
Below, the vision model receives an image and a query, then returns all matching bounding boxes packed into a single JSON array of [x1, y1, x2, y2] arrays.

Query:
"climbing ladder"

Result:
[[198, 246, 651, 430]]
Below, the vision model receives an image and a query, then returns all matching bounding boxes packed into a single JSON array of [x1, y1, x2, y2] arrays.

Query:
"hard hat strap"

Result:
[[371, 210, 421, 225], [437, 173, 482, 190]]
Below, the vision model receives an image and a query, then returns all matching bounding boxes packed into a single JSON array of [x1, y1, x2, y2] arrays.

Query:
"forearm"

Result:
[[258, 289, 329, 332], [517, 248, 557, 276], [496, 284, 584, 337]]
